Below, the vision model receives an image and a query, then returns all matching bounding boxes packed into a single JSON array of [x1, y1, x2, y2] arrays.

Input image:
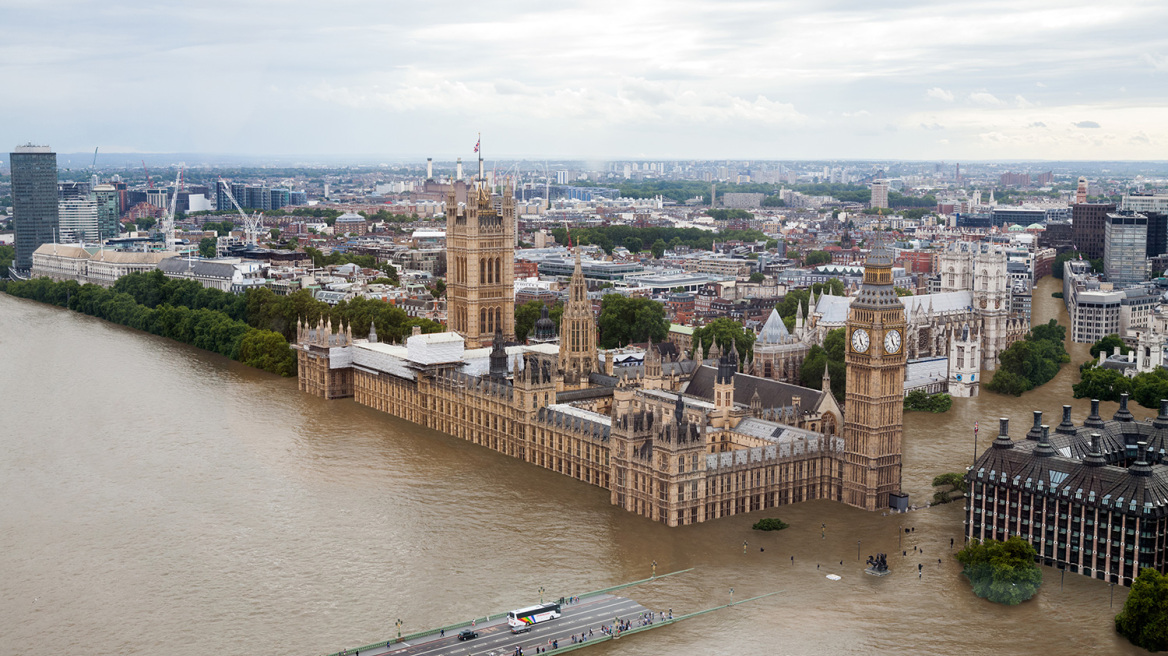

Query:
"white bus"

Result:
[[507, 602, 562, 633]]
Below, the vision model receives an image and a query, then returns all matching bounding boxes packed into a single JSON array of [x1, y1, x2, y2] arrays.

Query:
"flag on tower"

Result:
[[474, 138, 480, 153]]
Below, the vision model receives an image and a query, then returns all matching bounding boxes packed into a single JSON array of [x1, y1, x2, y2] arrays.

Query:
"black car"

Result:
[[458, 629, 478, 641]]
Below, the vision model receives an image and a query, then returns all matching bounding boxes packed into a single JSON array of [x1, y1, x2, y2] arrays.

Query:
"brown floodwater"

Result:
[[0, 276, 1149, 655]]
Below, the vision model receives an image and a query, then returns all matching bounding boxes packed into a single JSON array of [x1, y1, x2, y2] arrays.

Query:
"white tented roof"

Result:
[[815, 294, 853, 323], [406, 332, 465, 364], [902, 291, 973, 315], [757, 309, 791, 344]]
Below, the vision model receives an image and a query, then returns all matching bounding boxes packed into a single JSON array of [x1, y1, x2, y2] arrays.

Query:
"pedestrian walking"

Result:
[[440, 629, 444, 638]]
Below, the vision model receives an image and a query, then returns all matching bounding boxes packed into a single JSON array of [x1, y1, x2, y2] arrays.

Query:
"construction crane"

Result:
[[217, 177, 264, 246], [156, 166, 183, 252], [142, 160, 153, 188], [91, 147, 99, 169]]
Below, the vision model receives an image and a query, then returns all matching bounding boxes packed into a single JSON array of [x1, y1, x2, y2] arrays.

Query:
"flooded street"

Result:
[[0, 275, 1147, 655]]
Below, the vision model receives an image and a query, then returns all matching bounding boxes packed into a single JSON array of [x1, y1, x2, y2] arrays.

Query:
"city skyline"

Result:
[[4, 1, 1167, 160]]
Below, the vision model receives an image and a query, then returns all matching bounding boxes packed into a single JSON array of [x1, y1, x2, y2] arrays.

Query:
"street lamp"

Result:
[[651, 560, 657, 578], [857, 540, 861, 561], [729, 587, 734, 605], [742, 540, 748, 554], [539, 586, 545, 604], [395, 618, 402, 641]]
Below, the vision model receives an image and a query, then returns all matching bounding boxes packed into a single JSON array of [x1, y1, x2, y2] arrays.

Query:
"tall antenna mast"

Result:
[[477, 132, 484, 184]]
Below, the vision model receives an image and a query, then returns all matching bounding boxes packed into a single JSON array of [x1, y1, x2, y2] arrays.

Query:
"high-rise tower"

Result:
[[445, 143, 515, 348], [557, 246, 597, 388], [10, 144, 58, 274], [842, 238, 907, 511]]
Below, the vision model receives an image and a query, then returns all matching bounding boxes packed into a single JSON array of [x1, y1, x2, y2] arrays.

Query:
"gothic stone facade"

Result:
[[295, 324, 854, 526]]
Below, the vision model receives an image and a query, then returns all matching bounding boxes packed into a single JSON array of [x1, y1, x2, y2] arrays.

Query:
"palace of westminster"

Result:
[[296, 174, 913, 525]]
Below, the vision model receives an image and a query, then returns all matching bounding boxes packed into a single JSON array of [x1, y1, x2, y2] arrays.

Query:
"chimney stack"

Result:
[[427, 158, 433, 180]]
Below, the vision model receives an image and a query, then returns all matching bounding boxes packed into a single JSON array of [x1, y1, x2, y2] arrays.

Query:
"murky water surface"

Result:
[[0, 277, 1146, 654]]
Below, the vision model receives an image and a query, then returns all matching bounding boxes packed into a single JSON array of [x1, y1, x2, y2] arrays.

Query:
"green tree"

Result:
[[651, 239, 667, 258], [430, 278, 446, 299], [931, 471, 966, 503], [135, 216, 156, 230], [1115, 568, 1168, 651], [749, 272, 766, 283], [597, 295, 668, 348], [691, 318, 755, 362], [955, 537, 1043, 605], [624, 236, 643, 253], [1072, 363, 1133, 402], [515, 300, 545, 342], [905, 390, 952, 413], [803, 250, 832, 266], [798, 328, 846, 399], [0, 244, 14, 278], [1089, 334, 1129, 358], [198, 237, 217, 259], [987, 320, 1069, 396], [1132, 368, 1168, 409], [238, 329, 297, 376], [894, 286, 914, 296]]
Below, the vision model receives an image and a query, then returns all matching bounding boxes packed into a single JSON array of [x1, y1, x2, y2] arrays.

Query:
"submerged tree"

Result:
[[955, 537, 1042, 605]]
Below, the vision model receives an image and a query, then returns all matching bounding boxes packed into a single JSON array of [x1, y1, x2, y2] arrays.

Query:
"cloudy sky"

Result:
[[3, 0, 1167, 160]]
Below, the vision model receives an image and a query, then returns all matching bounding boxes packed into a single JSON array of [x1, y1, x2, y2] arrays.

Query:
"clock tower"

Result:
[[842, 238, 907, 511]]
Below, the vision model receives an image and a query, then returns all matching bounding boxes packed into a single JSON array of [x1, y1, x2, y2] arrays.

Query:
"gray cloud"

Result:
[[0, 0, 1165, 158], [1074, 121, 1102, 128], [1028, 122, 1047, 128]]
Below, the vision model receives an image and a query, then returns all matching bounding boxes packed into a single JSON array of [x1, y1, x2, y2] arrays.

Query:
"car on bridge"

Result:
[[457, 629, 478, 641]]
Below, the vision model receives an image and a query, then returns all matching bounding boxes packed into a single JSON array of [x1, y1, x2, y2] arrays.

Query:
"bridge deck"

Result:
[[341, 594, 655, 656]]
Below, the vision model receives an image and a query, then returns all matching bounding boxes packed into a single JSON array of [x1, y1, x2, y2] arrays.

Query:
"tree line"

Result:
[[0, 275, 295, 376], [548, 225, 769, 255], [1, 270, 445, 378], [1073, 334, 1168, 408]]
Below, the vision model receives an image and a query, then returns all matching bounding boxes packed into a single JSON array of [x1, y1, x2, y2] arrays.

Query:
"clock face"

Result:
[[851, 328, 870, 353], [884, 329, 902, 354]]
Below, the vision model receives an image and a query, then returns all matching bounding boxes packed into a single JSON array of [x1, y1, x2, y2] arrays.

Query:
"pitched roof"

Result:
[[685, 365, 824, 410]]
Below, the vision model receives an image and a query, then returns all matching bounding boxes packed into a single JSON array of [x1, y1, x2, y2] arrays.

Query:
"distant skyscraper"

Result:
[[10, 144, 59, 273], [870, 179, 889, 209], [58, 195, 99, 243], [1072, 202, 1116, 259], [1076, 176, 1089, 204], [94, 184, 121, 239], [1104, 212, 1148, 286]]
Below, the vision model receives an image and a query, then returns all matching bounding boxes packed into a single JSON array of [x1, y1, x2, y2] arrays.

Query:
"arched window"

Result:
[[496, 258, 502, 285], [981, 270, 987, 290], [480, 258, 486, 283], [480, 308, 486, 331]]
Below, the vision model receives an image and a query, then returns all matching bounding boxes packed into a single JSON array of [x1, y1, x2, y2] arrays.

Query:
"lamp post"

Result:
[[973, 421, 979, 467], [651, 560, 657, 578], [857, 540, 861, 561], [729, 587, 734, 605], [395, 618, 402, 642], [539, 586, 545, 604], [743, 540, 748, 554]]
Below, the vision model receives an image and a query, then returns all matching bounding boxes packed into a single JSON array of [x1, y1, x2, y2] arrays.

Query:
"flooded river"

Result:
[[0, 276, 1148, 655]]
